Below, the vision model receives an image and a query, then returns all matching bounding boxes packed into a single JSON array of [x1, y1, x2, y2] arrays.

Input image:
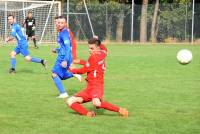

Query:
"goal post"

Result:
[[0, 0, 61, 44]]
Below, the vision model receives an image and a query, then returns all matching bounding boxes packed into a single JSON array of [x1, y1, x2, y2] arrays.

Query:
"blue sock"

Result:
[[31, 57, 42, 63], [10, 58, 16, 69], [52, 76, 66, 94]]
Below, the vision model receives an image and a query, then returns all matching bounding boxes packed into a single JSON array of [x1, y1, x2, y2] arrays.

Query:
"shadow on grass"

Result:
[[16, 69, 34, 74], [68, 107, 121, 117]]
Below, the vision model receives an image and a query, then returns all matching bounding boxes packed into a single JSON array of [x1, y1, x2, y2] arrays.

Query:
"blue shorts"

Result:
[[52, 62, 73, 80], [14, 45, 29, 57]]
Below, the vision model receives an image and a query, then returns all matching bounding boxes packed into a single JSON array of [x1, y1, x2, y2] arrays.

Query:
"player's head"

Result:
[[57, 15, 67, 31], [28, 11, 33, 18], [88, 37, 101, 54], [7, 15, 15, 25]]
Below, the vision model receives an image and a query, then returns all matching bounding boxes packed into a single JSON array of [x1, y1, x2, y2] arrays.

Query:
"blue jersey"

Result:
[[11, 23, 27, 46], [56, 28, 72, 66]]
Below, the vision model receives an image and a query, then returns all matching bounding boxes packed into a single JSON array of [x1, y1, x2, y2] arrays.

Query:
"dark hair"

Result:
[[54, 16, 59, 20], [28, 11, 32, 14], [57, 15, 67, 21], [88, 37, 101, 46], [8, 14, 14, 19]]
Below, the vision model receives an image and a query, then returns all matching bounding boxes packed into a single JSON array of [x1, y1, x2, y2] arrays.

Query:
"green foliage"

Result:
[[173, 0, 191, 3], [68, 2, 130, 40], [157, 3, 192, 40]]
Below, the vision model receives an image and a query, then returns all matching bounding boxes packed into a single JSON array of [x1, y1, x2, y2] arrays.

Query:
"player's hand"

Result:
[[61, 61, 67, 68], [32, 26, 36, 30], [5, 37, 11, 42], [93, 35, 98, 39], [73, 59, 80, 64], [51, 48, 57, 53]]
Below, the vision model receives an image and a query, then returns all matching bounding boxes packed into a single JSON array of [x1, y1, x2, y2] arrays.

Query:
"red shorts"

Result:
[[75, 83, 104, 102]]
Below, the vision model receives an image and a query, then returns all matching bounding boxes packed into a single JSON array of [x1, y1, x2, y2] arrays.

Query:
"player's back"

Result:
[[11, 23, 27, 44]]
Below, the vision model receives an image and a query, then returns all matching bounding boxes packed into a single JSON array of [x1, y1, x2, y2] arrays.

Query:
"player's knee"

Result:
[[52, 73, 57, 78], [25, 56, 31, 62], [67, 96, 76, 106], [67, 96, 83, 106], [10, 52, 16, 58], [92, 98, 101, 107]]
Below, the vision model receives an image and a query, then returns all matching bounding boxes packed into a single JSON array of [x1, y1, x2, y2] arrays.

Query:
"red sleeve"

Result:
[[70, 31, 77, 59], [100, 44, 107, 54], [70, 55, 96, 74]]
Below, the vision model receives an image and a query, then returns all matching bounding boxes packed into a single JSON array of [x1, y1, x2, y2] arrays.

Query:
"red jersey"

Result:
[[70, 44, 107, 85]]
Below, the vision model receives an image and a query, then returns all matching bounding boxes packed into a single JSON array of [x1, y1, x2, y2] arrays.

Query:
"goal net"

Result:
[[0, 0, 61, 44]]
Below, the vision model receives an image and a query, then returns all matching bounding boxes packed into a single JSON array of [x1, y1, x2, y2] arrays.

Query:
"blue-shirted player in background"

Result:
[[52, 16, 82, 98], [5, 15, 47, 73]]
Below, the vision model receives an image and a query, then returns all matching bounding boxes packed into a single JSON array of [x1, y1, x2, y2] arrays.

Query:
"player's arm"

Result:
[[63, 36, 71, 61], [70, 56, 96, 74], [22, 18, 26, 28], [100, 44, 108, 54], [5, 36, 14, 42], [6, 27, 17, 42], [73, 59, 87, 65], [32, 18, 36, 30], [33, 18, 36, 26], [51, 48, 59, 53]]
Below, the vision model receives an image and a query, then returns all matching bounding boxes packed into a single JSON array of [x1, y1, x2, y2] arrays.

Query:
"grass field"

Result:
[[0, 44, 200, 134]]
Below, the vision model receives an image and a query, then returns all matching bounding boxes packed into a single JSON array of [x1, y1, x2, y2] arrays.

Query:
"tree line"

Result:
[[51, 0, 197, 42]]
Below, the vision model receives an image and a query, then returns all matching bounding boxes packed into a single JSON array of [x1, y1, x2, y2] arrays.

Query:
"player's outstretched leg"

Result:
[[67, 96, 96, 117], [52, 73, 69, 98], [92, 98, 128, 117], [25, 56, 47, 69], [9, 51, 17, 73]]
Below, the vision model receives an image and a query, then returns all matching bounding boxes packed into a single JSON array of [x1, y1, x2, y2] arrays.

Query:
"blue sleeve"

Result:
[[62, 32, 71, 61]]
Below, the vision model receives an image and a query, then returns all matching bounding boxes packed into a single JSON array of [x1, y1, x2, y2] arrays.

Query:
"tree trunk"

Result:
[[150, 0, 159, 42], [140, 0, 148, 43], [116, 10, 124, 42]]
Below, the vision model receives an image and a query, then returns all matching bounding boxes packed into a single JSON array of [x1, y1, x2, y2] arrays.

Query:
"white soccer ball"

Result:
[[177, 49, 192, 64]]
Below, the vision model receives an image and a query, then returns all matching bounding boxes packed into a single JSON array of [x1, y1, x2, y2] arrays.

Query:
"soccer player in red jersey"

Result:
[[66, 37, 128, 117]]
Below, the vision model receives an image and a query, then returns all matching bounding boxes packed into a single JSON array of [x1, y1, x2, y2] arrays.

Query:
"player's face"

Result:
[[89, 44, 100, 55], [57, 18, 66, 30], [28, 13, 32, 18], [8, 16, 14, 25]]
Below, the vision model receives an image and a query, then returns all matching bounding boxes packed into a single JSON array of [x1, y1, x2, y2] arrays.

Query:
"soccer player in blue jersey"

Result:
[[52, 16, 81, 98], [5, 15, 47, 73]]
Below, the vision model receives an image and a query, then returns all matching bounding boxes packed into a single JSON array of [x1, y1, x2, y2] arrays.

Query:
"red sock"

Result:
[[70, 103, 88, 115], [100, 101, 120, 112]]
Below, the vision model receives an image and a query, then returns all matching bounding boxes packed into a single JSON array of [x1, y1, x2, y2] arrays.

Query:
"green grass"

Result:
[[0, 44, 200, 134]]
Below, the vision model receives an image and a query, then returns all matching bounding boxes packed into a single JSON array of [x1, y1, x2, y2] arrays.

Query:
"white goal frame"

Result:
[[0, 0, 61, 44]]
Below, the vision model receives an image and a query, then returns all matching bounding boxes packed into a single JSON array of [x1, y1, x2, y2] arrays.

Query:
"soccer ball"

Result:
[[177, 49, 192, 65]]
